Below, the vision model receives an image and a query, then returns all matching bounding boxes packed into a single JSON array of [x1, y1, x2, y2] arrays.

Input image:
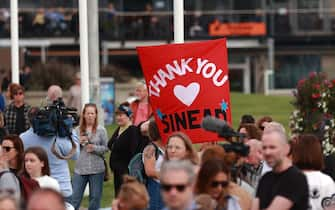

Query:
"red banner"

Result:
[[137, 39, 231, 143]]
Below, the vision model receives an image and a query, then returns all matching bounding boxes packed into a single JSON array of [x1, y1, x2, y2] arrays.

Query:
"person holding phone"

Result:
[[71, 103, 108, 210]]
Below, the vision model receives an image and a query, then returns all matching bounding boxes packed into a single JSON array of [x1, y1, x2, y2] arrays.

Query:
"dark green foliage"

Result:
[[27, 61, 77, 90]]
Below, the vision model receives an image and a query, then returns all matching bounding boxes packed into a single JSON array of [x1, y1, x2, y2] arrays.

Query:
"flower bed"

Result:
[[290, 72, 335, 155]]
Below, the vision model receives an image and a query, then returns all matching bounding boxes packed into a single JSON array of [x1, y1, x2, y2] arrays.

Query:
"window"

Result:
[[297, 0, 324, 31], [274, 55, 321, 89]]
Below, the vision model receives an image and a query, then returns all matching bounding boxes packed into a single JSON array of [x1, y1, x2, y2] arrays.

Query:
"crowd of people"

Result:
[[0, 75, 333, 210], [0, 7, 76, 38]]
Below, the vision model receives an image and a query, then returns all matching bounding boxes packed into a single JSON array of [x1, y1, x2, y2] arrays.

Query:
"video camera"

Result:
[[32, 98, 79, 137], [201, 116, 249, 157], [31, 98, 79, 160]]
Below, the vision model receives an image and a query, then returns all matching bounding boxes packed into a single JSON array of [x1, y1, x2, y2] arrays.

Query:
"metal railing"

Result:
[[0, 8, 335, 40]]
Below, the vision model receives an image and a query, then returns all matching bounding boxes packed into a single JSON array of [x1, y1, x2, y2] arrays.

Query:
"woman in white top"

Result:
[[292, 134, 335, 210], [23, 146, 60, 191]]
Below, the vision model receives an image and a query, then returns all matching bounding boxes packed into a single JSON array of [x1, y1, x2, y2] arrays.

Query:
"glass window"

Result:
[[297, 0, 324, 31], [274, 55, 321, 89]]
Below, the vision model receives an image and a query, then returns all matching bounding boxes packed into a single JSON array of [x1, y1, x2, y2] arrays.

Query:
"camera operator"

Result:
[[47, 85, 63, 104], [19, 85, 80, 205]]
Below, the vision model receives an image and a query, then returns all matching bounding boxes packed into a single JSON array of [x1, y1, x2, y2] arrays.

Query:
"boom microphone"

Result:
[[201, 116, 249, 156], [201, 116, 239, 138]]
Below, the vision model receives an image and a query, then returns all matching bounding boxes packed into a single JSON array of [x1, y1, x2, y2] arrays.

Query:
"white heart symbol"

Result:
[[173, 83, 200, 107]]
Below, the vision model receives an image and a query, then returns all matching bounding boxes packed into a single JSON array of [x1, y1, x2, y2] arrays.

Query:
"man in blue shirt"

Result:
[[20, 90, 80, 203]]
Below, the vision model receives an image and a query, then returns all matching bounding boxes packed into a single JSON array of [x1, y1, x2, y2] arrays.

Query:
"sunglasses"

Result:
[[14, 91, 23, 96], [2, 146, 15, 152], [161, 183, 188, 192], [211, 180, 229, 188]]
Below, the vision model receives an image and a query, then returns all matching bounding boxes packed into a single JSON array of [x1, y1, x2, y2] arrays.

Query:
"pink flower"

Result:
[[313, 84, 320, 89], [324, 113, 332, 119], [309, 71, 317, 78], [298, 79, 305, 87], [312, 93, 320, 99]]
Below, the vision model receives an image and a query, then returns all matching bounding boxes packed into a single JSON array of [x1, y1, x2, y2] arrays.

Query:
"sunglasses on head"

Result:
[[211, 180, 229, 188], [161, 183, 188, 192], [2, 146, 14, 152]]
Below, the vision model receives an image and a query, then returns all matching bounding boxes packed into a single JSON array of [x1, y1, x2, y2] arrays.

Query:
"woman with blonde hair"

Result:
[[112, 175, 149, 210], [165, 132, 199, 165]]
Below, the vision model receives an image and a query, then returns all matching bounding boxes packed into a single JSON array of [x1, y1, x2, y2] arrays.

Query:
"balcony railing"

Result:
[[0, 8, 334, 40]]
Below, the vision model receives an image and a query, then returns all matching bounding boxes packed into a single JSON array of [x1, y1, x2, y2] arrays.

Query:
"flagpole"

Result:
[[10, 0, 19, 83], [79, 0, 90, 107], [173, 0, 184, 43]]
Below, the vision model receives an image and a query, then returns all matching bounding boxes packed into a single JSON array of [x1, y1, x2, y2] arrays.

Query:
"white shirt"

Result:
[[35, 175, 61, 192], [304, 171, 335, 210], [261, 161, 272, 175]]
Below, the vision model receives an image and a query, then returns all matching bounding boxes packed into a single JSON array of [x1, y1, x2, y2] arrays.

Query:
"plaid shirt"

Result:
[[4, 102, 31, 135]]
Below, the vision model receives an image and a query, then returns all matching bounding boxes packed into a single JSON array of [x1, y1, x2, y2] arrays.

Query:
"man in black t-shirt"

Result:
[[251, 122, 309, 210]]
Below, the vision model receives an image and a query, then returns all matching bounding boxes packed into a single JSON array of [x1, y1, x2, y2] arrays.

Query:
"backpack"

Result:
[[128, 143, 162, 185]]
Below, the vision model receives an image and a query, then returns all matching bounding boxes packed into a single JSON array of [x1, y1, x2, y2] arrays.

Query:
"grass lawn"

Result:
[[230, 92, 293, 129], [77, 92, 294, 208]]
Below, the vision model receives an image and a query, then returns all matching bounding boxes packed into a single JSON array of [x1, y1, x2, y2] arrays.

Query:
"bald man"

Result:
[[47, 85, 63, 103]]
